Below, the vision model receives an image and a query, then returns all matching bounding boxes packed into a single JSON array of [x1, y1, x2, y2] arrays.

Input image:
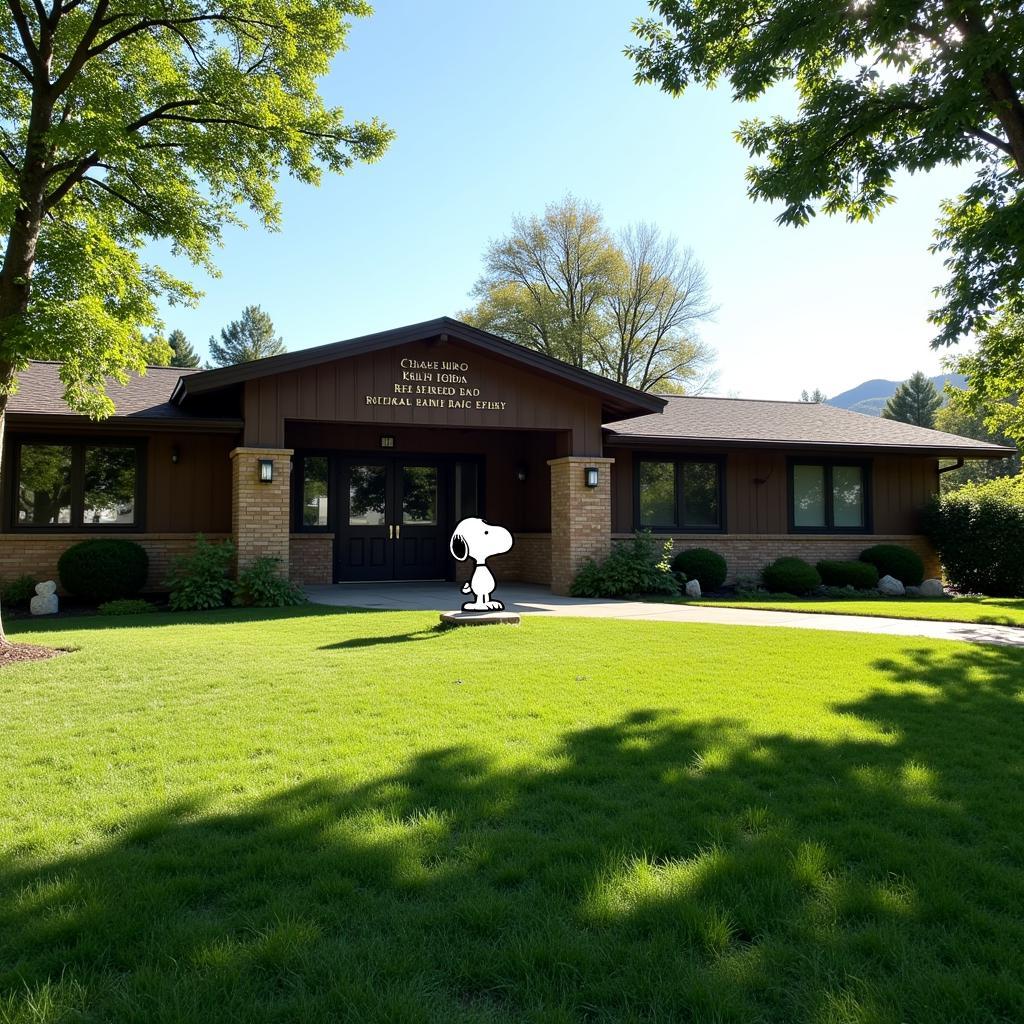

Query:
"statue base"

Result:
[[439, 610, 521, 627]]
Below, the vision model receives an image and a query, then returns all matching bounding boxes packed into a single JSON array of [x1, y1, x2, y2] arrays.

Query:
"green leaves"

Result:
[[0, 0, 392, 413], [627, 0, 1024, 347]]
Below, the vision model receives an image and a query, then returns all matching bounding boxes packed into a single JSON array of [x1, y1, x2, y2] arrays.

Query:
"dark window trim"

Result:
[[292, 451, 333, 533], [6, 435, 147, 532], [787, 457, 873, 534], [633, 455, 726, 533]]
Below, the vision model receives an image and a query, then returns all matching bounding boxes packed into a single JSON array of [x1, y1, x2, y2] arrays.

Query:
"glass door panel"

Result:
[[348, 464, 387, 526], [401, 465, 438, 525]]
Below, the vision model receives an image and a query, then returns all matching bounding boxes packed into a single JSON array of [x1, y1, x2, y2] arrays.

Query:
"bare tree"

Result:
[[465, 198, 717, 392], [597, 223, 717, 392]]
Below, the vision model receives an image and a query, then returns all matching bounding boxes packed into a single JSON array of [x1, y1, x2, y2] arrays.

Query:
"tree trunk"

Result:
[[0, 388, 9, 645]]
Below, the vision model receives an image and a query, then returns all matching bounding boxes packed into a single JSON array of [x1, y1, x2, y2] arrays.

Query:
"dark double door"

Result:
[[334, 458, 449, 581]]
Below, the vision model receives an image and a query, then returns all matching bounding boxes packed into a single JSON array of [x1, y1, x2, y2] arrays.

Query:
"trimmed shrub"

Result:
[[58, 539, 148, 603], [816, 559, 879, 590], [2, 574, 37, 609], [571, 532, 680, 599], [166, 535, 235, 611], [921, 475, 1024, 596], [859, 544, 925, 586], [234, 557, 306, 608], [761, 557, 821, 595], [671, 548, 727, 592], [98, 598, 158, 615]]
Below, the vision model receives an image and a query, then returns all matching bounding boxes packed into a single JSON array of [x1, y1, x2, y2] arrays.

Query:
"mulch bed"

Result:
[[0, 642, 66, 666]]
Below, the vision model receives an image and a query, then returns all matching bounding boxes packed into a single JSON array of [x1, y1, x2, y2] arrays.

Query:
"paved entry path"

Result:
[[305, 583, 1024, 648]]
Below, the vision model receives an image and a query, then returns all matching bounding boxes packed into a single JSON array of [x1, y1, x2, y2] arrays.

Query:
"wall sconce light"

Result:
[[516, 464, 528, 483], [170, 445, 180, 464], [380, 434, 395, 449], [584, 466, 600, 488], [258, 458, 274, 483]]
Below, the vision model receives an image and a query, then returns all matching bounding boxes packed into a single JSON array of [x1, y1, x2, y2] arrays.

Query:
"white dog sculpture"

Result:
[[449, 517, 514, 611]]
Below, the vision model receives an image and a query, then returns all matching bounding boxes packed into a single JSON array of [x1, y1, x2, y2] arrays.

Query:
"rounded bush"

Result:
[[671, 547, 727, 592], [761, 557, 822, 595], [58, 539, 148, 603], [921, 476, 1024, 596], [859, 544, 924, 586], [816, 559, 879, 590]]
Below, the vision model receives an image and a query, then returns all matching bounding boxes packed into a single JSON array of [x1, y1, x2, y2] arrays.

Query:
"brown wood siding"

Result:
[[146, 432, 235, 532], [244, 339, 605, 455], [609, 447, 940, 535]]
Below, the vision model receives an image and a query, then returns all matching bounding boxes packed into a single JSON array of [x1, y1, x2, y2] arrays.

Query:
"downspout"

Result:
[[938, 459, 964, 474]]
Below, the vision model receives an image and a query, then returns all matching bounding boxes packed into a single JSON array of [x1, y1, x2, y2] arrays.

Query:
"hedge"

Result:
[[761, 557, 821, 595], [670, 548, 727, 592], [859, 544, 925, 586], [57, 539, 149, 603], [816, 560, 879, 590], [921, 475, 1024, 597]]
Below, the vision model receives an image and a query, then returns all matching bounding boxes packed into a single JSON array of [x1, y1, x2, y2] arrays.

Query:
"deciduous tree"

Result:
[[628, 0, 1024, 395], [0, 0, 391, 641], [464, 196, 716, 392]]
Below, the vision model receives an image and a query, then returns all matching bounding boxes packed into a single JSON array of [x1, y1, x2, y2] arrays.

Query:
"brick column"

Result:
[[230, 447, 294, 574], [547, 456, 615, 595]]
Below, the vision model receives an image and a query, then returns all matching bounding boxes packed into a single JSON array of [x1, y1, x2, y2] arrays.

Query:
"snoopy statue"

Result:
[[449, 517, 514, 612]]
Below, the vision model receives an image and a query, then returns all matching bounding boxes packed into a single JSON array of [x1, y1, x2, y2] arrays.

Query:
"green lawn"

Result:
[[3, 606, 1024, 1023], [687, 595, 1024, 627]]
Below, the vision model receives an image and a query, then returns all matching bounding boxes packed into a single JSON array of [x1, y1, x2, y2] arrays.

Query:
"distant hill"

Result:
[[826, 373, 967, 416]]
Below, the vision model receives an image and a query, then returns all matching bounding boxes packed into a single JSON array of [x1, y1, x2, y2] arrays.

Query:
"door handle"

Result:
[[388, 524, 393, 539], [395, 524, 401, 539]]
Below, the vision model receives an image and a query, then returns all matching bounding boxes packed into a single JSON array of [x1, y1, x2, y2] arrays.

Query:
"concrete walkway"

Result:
[[305, 582, 1024, 648]]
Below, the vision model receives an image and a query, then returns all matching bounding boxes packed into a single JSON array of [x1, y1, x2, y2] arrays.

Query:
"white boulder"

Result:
[[919, 578, 946, 597], [685, 578, 702, 598], [878, 575, 905, 596], [30, 581, 58, 615]]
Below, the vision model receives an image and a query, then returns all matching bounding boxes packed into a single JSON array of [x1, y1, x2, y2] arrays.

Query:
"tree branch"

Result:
[[4, 0, 41, 66], [0, 50, 33, 82]]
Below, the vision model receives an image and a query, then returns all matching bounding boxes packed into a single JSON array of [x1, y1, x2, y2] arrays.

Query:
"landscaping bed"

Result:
[[3, 607, 1024, 1021]]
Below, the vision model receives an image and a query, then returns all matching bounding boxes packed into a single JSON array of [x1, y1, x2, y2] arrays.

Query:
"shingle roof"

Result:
[[7, 362, 234, 424], [605, 395, 1016, 457]]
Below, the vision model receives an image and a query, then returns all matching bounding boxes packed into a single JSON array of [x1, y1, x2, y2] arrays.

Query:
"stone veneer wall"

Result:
[[612, 533, 942, 584], [0, 533, 230, 593], [289, 534, 333, 585], [230, 447, 293, 574], [549, 457, 615, 595]]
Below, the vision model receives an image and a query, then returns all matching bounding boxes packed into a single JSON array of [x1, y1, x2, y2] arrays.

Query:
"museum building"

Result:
[[0, 317, 1014, 594]]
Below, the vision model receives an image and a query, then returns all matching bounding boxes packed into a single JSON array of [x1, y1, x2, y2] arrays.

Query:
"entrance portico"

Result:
[[181, 318, 663, 594]]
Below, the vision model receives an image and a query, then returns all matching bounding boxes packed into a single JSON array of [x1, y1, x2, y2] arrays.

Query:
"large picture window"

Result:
[[789, 460, 869, 532], [636, 458, 723, 532], [13, 440, 143, 529]]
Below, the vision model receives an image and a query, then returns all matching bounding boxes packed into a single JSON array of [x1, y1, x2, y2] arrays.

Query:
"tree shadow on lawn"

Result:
[[3, 646, 1024, 1022]]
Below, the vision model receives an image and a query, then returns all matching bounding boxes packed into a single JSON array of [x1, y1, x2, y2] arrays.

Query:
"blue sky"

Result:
[[157, 0, 975, 400]]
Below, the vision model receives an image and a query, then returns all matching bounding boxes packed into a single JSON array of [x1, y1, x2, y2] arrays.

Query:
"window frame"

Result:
[[633, 455, 726, 534], [7, 435, 147, 532], [292, 450, 334, 533], [787, 457, 873, 534]]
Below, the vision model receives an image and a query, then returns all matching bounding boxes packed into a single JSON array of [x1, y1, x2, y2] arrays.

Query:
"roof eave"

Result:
[[603, 432, 1017, 458]]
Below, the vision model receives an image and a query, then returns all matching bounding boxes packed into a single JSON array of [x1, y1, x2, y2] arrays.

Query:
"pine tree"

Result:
[[209, 307, 286, 367], [168, 330, 201, 369], [881, 372, 943, 428], [800, 388, 827, 403]]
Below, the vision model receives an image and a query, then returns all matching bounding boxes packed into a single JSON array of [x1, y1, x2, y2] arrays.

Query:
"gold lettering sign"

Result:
[[363, 359, 507, 412]]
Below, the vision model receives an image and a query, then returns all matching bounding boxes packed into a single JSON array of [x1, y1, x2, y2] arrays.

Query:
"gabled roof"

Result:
[[171, 316, 666, 420], [605, 395, 1016, 457], [6, 362, 242, 431]]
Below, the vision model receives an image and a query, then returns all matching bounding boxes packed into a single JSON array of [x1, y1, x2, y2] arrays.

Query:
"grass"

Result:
[[3, 605, 1024, 1023], [687, 594, 1024, 627]]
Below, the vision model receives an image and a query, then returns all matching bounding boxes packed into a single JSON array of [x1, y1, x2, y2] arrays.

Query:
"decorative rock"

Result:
[[685, 579, 701, 598], [905, 586, 921, 596], [30, 583, 59, 616], [919, 578, 946, 597], [439, 610, 520, 627], [878, 575, 905, 596]]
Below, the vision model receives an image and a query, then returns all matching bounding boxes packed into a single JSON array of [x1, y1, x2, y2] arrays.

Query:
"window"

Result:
[[13, 440, 142, 529], [636, 458, 723, 531], [790, 460, 869, 532], [301, 456, 329, 527]]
